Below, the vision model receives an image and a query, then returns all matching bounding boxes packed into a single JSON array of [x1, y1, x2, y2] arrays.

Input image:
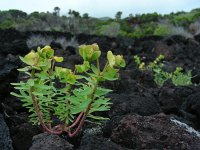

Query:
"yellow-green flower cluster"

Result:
[[19, 46, 63, 70], [55, 67, 76, 84], [107, 51, 126, 68], [79, 43, 101, 61]]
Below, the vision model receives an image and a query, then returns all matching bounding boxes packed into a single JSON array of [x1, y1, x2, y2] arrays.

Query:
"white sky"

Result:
[[0, 0, 200, 18]]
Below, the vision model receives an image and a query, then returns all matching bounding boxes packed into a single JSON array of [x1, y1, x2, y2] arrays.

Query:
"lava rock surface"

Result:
[[0, 29, 200, 149]]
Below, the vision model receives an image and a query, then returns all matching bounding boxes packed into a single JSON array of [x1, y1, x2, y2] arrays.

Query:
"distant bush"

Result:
[[170, 11, 200, 27], [130, 12, 162, 24], [120, 21, 133, 33], [119, 22, 156, 38], [15, 18, 51, 31], [98, 22, 120, 37], [1, 8, 200, 38], [153, 23, 192, 38], [132, 23, 156, 38], [154, 24, 171, 36], [129, 27, 144, 38], [0, 20, 15, 29]]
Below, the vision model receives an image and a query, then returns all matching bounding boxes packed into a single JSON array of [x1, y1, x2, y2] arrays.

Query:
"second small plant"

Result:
[[134, 54, 192, 87]]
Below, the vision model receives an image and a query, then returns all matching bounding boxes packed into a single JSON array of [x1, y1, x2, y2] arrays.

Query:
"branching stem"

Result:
[[67, 79, 98, 137]]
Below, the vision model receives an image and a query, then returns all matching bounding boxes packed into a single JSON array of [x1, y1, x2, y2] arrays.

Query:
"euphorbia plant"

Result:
[[134, 54, 192, 87], [11, 44, 125, 137]]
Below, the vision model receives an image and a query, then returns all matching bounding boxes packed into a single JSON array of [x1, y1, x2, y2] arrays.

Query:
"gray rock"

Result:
[[29, 133, 73, 150], [111, 113, 200, 149]]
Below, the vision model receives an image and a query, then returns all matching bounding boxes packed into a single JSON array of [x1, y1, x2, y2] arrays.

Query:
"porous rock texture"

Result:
[[110, 114, 200, 149], [1, 29, 200, 149], [0, 114, 13, 150], [29, 133, 73, 150]]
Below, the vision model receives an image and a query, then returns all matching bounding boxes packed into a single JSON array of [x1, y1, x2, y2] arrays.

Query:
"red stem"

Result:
[[66, 80, 98, 137], [67, 113, 87, 137], [64, 112, 85, 137], [52, 112, 84, 132], [30, 67, 100, 137], [30, 87, 63, 135], [68, 112, 84, 128]]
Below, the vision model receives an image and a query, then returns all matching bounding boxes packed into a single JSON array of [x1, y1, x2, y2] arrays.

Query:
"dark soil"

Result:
[[0, 29, 200, 150]]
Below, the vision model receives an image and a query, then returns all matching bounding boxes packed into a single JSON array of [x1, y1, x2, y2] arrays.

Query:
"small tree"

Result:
[[83, 13, 89, 19], [68, 10, 80, 18], [8, 9, 27, 19], [115, 11, 122, 22], [53, 7, 60, 16]]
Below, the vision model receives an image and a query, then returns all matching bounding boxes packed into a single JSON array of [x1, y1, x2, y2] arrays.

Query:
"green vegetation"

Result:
[[170, 10, 200, 27], [11, 44, 125, 137], [1, 8, 200, 38], [134, 55, 192, 87], [154, 24, 171, 36], [97, 22, 120, 37]]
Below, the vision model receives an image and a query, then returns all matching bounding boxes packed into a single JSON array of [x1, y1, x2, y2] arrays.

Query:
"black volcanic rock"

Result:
[[0, 114, 13, 150], [109, 93, 161, 118], [111, 114, 200, 149], [78, 134, 130, 150], [0, 29, 200, 149], [0, 29, 28, 55], [29, 133, 73, 150], [185, 91, 200, 124], [0, 56, 19, 95]]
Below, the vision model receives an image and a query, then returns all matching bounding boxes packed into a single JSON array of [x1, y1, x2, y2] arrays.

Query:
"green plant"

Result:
[[97, 22, 120, 37], [134, 55, 192, 87], [172, 67, 192, 86], [0, 19, 15, 29], [154, 24, 171, 36], [11, 44, 125, 137]]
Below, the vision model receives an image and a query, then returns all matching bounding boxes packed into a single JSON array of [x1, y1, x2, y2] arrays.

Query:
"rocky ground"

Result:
[[0, 29, 200, 150]]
